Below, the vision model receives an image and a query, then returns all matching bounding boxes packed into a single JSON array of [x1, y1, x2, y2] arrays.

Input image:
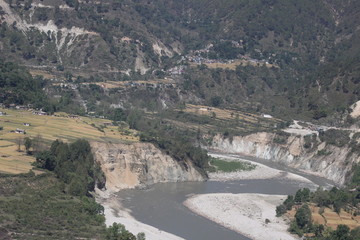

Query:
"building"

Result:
[[262, 114, 273, 119], [15, 128, 26, 134], [33, 111, 48, 116]]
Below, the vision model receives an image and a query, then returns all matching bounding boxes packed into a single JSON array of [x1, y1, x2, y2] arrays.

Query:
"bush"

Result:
[[319, 129, 350, 148], [276, 204, 287, 217], [210, 96, 223, 107]]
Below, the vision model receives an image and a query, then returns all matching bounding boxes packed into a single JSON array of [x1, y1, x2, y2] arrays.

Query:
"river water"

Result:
[[116, 153, 334, 240]]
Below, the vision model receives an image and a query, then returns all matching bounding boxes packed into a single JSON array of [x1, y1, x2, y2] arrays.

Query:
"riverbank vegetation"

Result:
[[208, 157, 256, 173], [276, 181, 360, 239]]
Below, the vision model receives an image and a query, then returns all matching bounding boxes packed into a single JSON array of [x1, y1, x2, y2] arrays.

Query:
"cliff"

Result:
[[91, 142, 204, 192], [208, 132, 360, 186]]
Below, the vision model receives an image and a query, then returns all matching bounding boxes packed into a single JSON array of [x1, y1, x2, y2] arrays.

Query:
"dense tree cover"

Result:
[[106, 223, 145, 240], [0, 172, 106, 239], [294, 204, 312, 229], [0, 60, 48, 108], [0, 172, 144, 240], [1, 0, 360, 122], [277, 185, 360, 239], [118, 108, 211, 174], [140, 129, 210, 173], [35, 139, 105, 196]]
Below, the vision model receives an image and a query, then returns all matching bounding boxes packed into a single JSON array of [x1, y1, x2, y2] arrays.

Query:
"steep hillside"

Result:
[[91, 142, 204, 192], [208, 126, 360, 185], [1, 0, 360, 122]]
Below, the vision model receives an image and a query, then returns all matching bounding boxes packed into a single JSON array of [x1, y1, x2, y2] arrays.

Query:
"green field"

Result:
[[0, 108, 138, 174], [209, 157, 256, 173]]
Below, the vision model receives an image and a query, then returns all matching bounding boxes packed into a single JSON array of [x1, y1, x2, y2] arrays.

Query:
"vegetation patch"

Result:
[[273, 131, 291, 144], [208, 157, 256, 173], [276, 186, 360, 239], [319, 129, 350, 148]]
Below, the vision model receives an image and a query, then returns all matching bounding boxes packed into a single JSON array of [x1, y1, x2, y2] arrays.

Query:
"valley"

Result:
[[1, 0, 360, 239]]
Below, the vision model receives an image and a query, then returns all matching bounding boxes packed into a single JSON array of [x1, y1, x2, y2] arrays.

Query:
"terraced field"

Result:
[[288, 204, 360, 230], [0, 108, 138, 174], [178, 104, 280, 133]]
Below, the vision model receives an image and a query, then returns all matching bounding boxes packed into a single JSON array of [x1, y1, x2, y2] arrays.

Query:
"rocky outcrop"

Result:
[[91, 142, 204, 192], [208, 133, 359, 185]]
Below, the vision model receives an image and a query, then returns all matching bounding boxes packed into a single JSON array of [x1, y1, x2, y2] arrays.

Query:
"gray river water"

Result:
[[116, 153, 334, 240]]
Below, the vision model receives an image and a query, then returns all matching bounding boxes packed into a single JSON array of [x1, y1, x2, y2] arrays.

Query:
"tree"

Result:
[[24, 137, 32, 154], [126, 109, 142, 129], [276, 204, 287, 217], [331, 225, 351, 240], [35, 150, 56, 170], [106, 223, 137, 240], [210, 96, 223, 107], [283, 195, 295, 210], [16, 137, 23, 152], [312, 187, 331, 207], [294, 188, 310, 203], [136, 233, 146, 240], [32, 134, 44, 152], [295, 204, 312, 229], [313, 109, 327, 120], [111, 108, 126, 122]]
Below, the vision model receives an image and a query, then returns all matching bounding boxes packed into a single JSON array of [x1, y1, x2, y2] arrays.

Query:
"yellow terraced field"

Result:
[[0, 108, 138, 174], [85, 78, 176, 89], [29, 69, 58, 79], [184, 104, 277, 123], [190, 60, 277, 70], [288, 205, 360, 230]]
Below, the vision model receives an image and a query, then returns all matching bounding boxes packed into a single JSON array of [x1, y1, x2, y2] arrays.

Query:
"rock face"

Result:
[[209, 133, 359, 186], [91, 142, 204, 192]]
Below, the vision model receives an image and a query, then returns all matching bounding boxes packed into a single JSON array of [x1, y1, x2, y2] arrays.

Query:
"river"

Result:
[[109, 152, 334, 240]]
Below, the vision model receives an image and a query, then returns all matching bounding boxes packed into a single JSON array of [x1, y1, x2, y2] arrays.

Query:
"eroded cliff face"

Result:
[[209, 133, 359, 185], [91, 142, 204, 192]]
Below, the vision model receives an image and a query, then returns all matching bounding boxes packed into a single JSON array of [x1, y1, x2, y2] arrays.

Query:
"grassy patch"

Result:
[[209, 157, 256, 173]]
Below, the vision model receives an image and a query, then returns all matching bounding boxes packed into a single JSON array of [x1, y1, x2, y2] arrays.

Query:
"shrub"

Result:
[[319, 129, 350, 148]]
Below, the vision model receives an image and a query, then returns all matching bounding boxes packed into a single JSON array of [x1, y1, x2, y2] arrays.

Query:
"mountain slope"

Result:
[[1, 0, 360, 123]]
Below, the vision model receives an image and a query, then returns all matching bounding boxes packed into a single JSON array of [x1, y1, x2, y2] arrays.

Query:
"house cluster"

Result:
[[33, 110, 48, 116], [167, 66, 185, 75], [193, 43, 214, 55], [3, 104, 33, 111], [15, 105, 32, 110], [186, 55, 230, 65], [59, 83, 77, 90], [10, 128, 26, 134], [124, 81, 175, 89], [68, 115, 80, 119], [102, 122, 113, 127]]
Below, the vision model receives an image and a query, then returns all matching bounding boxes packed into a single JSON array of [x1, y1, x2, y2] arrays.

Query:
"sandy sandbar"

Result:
[[184, 193, 299, 240]]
